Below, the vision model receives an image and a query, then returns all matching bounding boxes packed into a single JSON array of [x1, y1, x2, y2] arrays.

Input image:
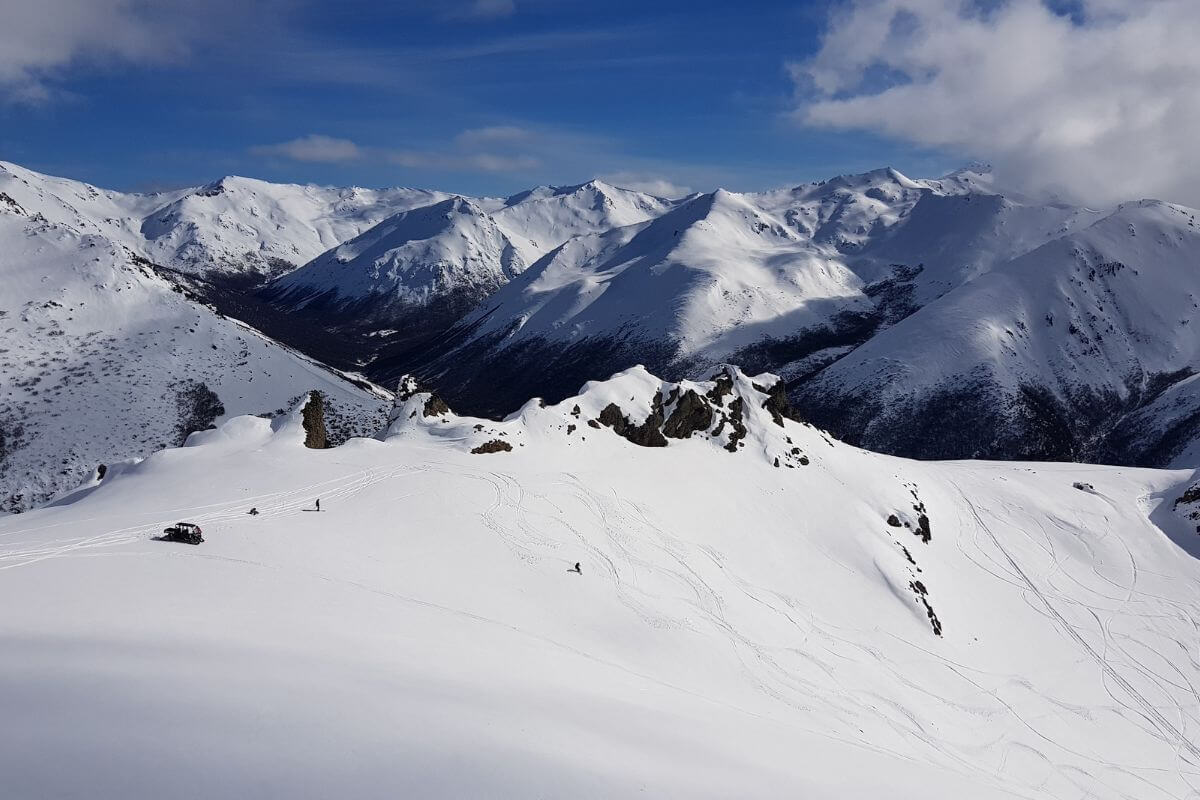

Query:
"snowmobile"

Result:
[[159, 522, 204, 545]]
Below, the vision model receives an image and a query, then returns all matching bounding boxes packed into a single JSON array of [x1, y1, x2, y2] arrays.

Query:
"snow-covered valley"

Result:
[[2, 369, 1199, 798]]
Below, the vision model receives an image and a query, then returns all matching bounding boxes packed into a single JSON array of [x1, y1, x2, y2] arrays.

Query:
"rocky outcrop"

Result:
[[662, 388, 713, 439], [423, 394, 450, 417], [174, 380, 225, 446], [1174, 484, 1200, 533], [758, 380, 799, 427], [471, 439, 513, 454], [598, 393, 668, 447], [301, 391, 328, 449], [581, 366, 804, 462]]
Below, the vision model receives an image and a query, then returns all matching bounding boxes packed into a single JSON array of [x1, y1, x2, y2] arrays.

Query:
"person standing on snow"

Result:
[[568, 562, 582, 574], [315, 498, 321, 512]]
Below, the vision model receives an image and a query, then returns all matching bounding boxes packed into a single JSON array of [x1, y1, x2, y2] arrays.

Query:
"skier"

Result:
[[568, 562, 582, 575], [248, 507, 259, 516], [315, 498, 321, 512]]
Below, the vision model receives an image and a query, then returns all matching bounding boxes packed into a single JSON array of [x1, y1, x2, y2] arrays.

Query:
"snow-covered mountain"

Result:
[[0, 160, 446, 280], [263, 196, 528, 320], [6, 158, 1200, 470], [406, 168, 1107, 415], [797, 200, 1200, 464], [260, 179, 678, 323], [0, 205, 391, 512], [2, 366, 1198, 798]]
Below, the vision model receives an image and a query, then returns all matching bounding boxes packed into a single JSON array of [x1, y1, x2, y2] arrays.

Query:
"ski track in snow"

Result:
[[946, 476, 1200, 788], [4, 436, 1200, 797], [0, 464, 426, 570]]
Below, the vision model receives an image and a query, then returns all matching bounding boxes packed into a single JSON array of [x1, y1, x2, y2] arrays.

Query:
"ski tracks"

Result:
[[947, 477, 1200, 780], [0, 464, 429, 571]]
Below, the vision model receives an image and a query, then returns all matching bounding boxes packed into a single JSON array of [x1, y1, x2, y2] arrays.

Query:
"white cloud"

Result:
[[0, 0, 262, 101], [794, 0, 1200, 206], [600, 172, 693, 197], [250, 129, 541, 172], [252, 135, 364, 163]]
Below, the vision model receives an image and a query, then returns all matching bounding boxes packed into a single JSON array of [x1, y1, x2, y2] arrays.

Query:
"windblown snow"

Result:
[[2, 367, 1198, 798]]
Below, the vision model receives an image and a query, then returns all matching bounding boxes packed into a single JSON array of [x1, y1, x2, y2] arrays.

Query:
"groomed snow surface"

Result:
[[2, 368, 1199, 798]]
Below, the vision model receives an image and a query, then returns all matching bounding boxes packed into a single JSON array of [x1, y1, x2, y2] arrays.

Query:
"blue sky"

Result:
[[0, 0, 954, 196]]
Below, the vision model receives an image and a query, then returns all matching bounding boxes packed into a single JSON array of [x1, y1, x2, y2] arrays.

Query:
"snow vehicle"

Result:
[[160, 522, 204, 545]]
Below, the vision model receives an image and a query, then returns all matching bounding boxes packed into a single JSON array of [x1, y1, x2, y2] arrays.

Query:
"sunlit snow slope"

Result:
[[0, 211, 391, 511], [2, 367, 1198, 799], [263, 179, 679, 320], [0, 160, 445, 279]]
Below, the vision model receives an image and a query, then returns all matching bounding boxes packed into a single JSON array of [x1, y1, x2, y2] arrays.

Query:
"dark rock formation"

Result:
[[915, 514, 932, 543], [174, 380, 225, 446], [302, 391, 328, 449], [909, 579, 943, 636], [598, 392, 668, 447], [471, 439, 513, 454], [423, 394, 451, 417], [756, 380, 799, 427], [662, 389, 714, 439], [723, 397, 747, 452]]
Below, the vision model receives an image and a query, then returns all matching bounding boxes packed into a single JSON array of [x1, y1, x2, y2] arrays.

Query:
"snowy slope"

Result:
[[797, 200, 1200, 464], [408, 168, 1102, 414], [0, 210, 391, 512], [0, 160, 446, 279], [492, 179, 680, 265], [2, 368, 1198, 798], [264, 196, 529, 318], [264, 179, 679, 319]]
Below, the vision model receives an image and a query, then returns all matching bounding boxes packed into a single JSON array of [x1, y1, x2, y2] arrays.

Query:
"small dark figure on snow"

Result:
[[315, 498, 321, 512], [568, 562, 582, 574], [248, 507, 259, 516]]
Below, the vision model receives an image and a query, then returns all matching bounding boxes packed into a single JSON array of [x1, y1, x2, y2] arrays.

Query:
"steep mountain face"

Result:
[[0, 160, 446, 281], [254, 179, 682, 378], [2, 366, 1198, 798], [263, 196, 528, 322], [404, 169, 1105, 415], [261, 180, 677, 315], [797, 200, 1200, 464], [0, 208, 391, 512]]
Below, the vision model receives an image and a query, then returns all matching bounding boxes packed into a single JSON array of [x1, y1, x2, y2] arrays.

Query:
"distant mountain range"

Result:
[[3, 158, 1198, 509]]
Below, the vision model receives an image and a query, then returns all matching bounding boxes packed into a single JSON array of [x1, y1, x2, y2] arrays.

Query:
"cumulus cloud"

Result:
[[795, 0, 1200, 206], [252, 135, 363, 163]]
